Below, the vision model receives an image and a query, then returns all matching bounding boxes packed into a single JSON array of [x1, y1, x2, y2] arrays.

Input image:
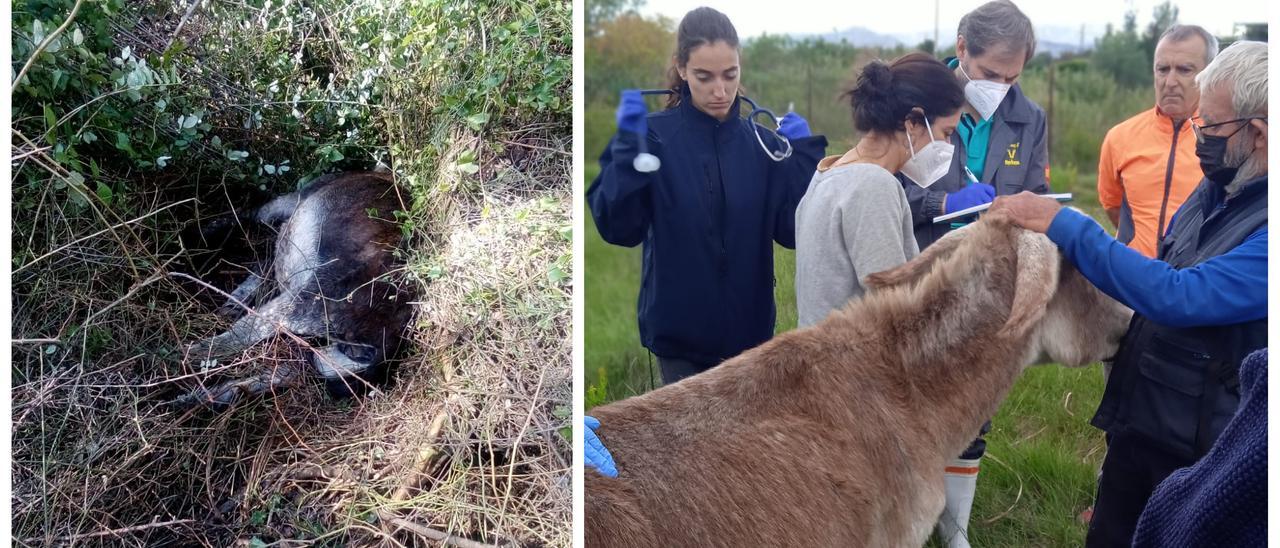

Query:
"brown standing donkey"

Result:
[[586, 213, 1132, 547]]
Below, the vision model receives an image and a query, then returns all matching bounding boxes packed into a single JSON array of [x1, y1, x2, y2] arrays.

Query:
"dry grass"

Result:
[[12, 2, 571, 546]]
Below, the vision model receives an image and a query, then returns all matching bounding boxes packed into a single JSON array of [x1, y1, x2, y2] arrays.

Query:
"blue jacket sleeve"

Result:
[[769, 134, 827, 249], [1046, 207, 1267, 327], [587, 130, 657, 247], [903, 181, 949, 226]]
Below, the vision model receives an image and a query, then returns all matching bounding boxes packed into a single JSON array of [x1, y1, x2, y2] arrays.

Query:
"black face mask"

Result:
[[1195, 132, 1238, 185], [1194, 118, 1261, 186]]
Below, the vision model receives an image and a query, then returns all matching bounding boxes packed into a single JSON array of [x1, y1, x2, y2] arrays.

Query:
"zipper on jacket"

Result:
[[711, 123, 728, 276], [1155, 119, 1184, 250]]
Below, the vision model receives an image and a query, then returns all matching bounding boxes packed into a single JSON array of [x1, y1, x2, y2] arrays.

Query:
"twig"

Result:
[[390, 410, 449, 502], [21, 518, 195, 543], [380, 514, 502, 548], [12, 0, 86, 87], [165, 0, 202, 52], [500, 364, 548, 520], [1012, 425, 1048, 446], [1063, 391, 1075, 417], [500, 139, 570, 156], [981, 451, 1024, 524]]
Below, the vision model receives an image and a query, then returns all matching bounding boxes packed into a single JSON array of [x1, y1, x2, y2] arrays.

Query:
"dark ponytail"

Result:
[[664, 7, 739, 109], [845, 52, 965, 133]]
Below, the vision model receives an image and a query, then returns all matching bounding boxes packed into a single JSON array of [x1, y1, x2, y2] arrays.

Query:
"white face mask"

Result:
[[959, 61, 1012, 121], [900, 117, 954, 188]]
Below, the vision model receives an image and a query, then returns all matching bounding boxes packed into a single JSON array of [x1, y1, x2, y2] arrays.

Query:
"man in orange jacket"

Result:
[[1097, 24, 1218, 257]]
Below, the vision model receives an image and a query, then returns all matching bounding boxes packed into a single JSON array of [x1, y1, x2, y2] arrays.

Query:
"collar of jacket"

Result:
[[1152, 106, 1200, 132], [676, 83, 743, 130], [1204, 173, 1268, 213], [944, 56, 1035, 125]]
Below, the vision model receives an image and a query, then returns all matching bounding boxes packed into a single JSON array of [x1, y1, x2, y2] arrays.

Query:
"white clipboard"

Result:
[[933, 193, 1074, 224]]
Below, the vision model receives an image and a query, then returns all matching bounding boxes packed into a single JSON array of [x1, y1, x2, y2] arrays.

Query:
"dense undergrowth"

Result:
[[12, 0, 571, 545]]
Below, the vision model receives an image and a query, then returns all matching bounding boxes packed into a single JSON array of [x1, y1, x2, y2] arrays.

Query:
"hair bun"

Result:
[[849, 60, 895, 132], [853, 61, 893, 104]]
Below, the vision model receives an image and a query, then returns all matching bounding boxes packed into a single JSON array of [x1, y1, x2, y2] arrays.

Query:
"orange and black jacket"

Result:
[[1097, 107, 1204, 258]]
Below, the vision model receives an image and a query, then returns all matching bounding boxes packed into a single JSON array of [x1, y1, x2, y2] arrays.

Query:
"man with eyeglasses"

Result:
[[1097, 25, 1217, 258], [989, 40, 1267, 547]]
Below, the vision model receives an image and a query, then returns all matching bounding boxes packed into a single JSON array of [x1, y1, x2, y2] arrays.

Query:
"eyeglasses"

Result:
[[1191, 116, 1267, 144]]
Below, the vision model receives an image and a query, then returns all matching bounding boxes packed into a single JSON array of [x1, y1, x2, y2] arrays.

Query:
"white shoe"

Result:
[[936, 457, 980, 548]]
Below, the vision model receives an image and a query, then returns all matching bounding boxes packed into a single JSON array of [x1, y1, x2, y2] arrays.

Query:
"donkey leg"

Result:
[[172, 362, 303, 410], [254, 192, 303, 226], [188, 294, 296, 359], [214, 271, 267, 320], [309, 343, 384, 398]]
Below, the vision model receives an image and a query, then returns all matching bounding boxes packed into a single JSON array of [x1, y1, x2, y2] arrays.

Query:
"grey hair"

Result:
[[957, 0, 1036, 62], [1158, 24, 1219, 66], [1196, 40, 1268, 117]]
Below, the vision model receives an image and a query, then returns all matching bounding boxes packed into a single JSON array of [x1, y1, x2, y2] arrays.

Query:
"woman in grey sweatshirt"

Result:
[[795, 53, 967, 327]]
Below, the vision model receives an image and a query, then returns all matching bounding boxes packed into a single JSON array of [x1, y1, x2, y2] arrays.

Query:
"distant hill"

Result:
[[812, 27, 905, 48], [791, 24, 1104, 58]]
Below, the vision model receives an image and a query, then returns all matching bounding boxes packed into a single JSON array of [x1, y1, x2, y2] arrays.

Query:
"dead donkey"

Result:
[[177, 171, 413, 408]]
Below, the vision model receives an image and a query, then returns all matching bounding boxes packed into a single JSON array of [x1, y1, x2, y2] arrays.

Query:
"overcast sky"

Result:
[[639, 0, 1269, 44]]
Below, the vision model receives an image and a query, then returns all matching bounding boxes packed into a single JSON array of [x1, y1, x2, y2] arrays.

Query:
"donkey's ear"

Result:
[[865, 224, 972, 291], [998, 229, 1060, 339]]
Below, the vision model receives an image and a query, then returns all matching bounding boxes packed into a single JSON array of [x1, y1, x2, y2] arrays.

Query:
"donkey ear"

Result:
[[998, 229, 1061, 339], [865, 225, 972, 291]]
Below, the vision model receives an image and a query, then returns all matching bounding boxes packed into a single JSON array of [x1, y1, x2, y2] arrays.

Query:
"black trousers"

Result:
[[1085, 432, 1195, 547], [657, 356, 718, 385], [958, 420, 992, 460]]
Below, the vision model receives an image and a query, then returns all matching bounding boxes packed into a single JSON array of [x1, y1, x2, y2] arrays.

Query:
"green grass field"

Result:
[[585, 160, 1114, 546]]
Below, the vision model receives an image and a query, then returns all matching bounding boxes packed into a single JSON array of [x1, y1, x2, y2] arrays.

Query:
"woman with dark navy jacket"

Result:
[[587, 7, 827, 384]]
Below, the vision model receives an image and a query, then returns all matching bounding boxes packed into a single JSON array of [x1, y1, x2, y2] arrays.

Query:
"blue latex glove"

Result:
[[945, 182, 996, 213], [777, 112, 811, 139], [616, 90, 648, 136], [584, 415, 618, 477]]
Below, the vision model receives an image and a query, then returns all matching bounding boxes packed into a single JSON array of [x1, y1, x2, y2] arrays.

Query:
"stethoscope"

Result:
[[629, 89, 793, 172]]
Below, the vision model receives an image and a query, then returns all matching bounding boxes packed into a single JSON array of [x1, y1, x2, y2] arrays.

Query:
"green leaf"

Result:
[[113, 132, 133, 154], [250, 509, 267, 526], [64, 172, 89, 208], [457, 162, 480, 175], [465, 112, 490, 130], [547, 264, 568, 284], [42, 104, 57, 145], [95, 182, 113, 205]]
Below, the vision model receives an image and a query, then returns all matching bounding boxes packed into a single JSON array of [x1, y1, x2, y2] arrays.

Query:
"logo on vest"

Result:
[[1004, 142, 1021, 166]]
